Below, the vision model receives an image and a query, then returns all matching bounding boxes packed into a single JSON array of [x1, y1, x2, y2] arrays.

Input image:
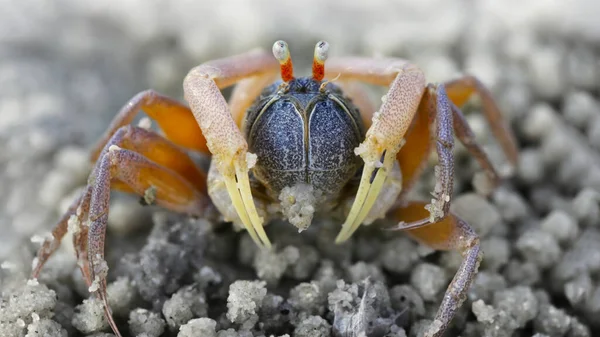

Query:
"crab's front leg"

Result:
[[183, 49, 278, 248], [326, 58, 427, 243]]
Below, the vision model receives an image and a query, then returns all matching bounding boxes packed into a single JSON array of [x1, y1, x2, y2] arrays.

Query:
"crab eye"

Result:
[[272, 40, 294, 82], [312, 41, 329, 82]]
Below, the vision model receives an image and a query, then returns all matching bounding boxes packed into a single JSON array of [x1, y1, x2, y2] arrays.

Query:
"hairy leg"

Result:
[[87, 129, 211, 337], [450, 103, 501, 187], [445, 75, 518, 166], [230, 71, 278, 127], [390, 201, 481, 337], [397, 87, 503, 200], [90, 90, 212, 161], [31, 190, 87, 278], [34, 126, 210, 337], [335, 80, 377, 128], [391, 84, 455, 230]]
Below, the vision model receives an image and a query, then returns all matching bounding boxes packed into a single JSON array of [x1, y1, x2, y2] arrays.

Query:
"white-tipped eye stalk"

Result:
[[272, 40, 294, 82], [312, 41, 329, 81]]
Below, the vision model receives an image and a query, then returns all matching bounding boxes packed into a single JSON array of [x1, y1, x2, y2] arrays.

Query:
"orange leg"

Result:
[[230, 71, 278, 127], [445, 75, 519, 166], [335, 80, 377, 129], [391, 201, 482, 337], [396, 87, 435, 199], [391, 84, 456, 230], [397, 82, 506, 201], [388, 84, 497, 336], [33, 125, 211, 337], [32, 125, 209, 276], [90, 90, 212, 161], [85, 132, 210, 336]]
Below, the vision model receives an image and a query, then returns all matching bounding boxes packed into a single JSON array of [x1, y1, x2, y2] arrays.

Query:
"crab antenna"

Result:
[[273, 40, 294, 82], [312, 41, 329, 81]]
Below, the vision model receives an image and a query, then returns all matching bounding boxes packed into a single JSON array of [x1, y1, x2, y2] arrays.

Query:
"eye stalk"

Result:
[[312, 41, 329, 82], [272, 40, 294, 82]]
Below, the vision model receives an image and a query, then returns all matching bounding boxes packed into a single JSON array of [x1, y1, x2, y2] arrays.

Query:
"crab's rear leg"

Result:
[[445, 75, 519, 166], [335, 80, 378, 128], [34, 125, 211, 337], [397, 84, 506, 202], [390, 202, 481, 337], [31, 188, 91, 278], [183, 49, 278, 248], [90, 90, 213, 161], [90, 126, 213, 336], [400, 74, 520, 194], [32, 90, 213, 278]]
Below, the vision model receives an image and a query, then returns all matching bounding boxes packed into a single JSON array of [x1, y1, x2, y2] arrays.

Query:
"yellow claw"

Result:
[[235, 162, 272, 248], [222, 156, 271, 249], [335, 148, 396, 244], [223, 173, 262, 246]]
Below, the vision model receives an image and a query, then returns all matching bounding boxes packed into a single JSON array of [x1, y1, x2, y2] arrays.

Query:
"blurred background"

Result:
[[1, 0, 599, 260]]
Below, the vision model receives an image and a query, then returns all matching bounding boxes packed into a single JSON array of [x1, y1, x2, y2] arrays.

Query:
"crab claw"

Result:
[[335, 137, 400, 243], [218, 151, 271, 248], [331, 62, 427, 243]]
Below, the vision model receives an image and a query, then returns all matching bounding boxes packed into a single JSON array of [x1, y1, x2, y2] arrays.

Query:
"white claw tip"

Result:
[[108, 145, 121, 152]]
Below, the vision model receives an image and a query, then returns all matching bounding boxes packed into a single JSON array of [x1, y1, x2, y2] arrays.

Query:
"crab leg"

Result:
[[395, 87, 436, 199], [72, 186, 93, 285], [391, 84, 455, 230], [398, 98, 502, 200], [90, 127, 209, 215], [85, 130, 211, 337], [390, 201, 481, 337], [450, 102, 501, 186], [325, 58, 426, 243], [90, 90, 212, 161], [31, 190, 87, 278], [335, 80, 377, 128], [445, 75, 519, 166], [33, 90, 213, 275], [183, 49, 278, 248], [230, 72, 278, 127], [34, 124, 211, 337]]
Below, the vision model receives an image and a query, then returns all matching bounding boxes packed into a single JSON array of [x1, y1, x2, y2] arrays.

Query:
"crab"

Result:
[[31, 40, 518, 337]]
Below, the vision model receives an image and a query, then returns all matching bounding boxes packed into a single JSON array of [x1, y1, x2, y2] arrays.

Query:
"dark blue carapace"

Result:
[[244, 77, 366, 201]]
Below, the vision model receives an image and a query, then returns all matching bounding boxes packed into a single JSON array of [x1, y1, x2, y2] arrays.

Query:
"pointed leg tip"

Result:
[[260, 240, 273, 250]]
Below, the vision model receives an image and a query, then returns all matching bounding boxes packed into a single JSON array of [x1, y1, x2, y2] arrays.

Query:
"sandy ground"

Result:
[[1, 0, 600, 336]]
